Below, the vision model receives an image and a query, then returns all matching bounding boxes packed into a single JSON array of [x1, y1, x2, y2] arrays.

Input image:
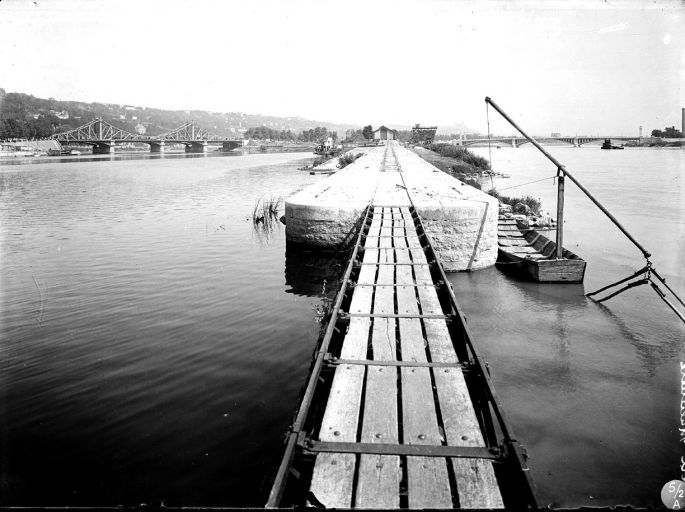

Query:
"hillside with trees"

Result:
[[0, 88, 358, 140]]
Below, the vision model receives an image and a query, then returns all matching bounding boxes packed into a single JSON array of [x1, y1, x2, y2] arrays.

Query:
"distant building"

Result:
[[551, 132, 561, 137], [48, 109, 70, 120], [410, 124, 437, 145], [373, 125, 397, 141], [135, 123, 146, 135]]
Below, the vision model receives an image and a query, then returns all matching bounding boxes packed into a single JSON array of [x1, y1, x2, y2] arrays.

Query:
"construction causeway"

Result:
[[285, 141, 499, 271], [268, 143, 538, 509]]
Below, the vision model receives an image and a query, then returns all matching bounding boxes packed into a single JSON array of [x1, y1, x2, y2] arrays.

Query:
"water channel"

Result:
[[1, 147, 682, 507]]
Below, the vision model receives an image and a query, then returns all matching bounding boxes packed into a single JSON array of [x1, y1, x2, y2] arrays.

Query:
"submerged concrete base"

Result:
[[285, 142, 498, 271]]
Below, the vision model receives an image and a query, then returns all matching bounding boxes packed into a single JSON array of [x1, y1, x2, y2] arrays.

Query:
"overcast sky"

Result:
[[0, 0, 682, 135]]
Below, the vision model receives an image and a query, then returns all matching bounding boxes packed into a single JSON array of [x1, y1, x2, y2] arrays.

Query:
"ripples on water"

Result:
[[1, 147, 683, 507], [462, 146, 684, 507], [1, 153, 329, 506]]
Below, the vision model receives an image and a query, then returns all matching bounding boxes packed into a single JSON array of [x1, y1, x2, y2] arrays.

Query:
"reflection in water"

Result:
[[284, 242, 347, 298], [0, 151, 249, 166], [592, 300, 680, 376], [0, 149, 314, 167], [0, 153, 323, 507], [507, 278, 587, 308]]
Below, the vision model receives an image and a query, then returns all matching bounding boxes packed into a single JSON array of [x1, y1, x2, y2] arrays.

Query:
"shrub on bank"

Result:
[[428, 143, 490, 170], [312, 156, 328, 167], [455, 174, 482, 190], [487, 188, 541, 215], [338, 152, 363, 169]]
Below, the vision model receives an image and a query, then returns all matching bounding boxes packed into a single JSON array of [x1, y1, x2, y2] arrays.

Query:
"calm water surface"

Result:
[[464, 145, 684, 507], [1, 147, 683, 507], [1, 152, 331, 506]]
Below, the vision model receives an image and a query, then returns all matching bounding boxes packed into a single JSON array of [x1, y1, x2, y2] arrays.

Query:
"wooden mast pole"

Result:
[[485, 96, 651, 259], [556, 172, 564, 259]]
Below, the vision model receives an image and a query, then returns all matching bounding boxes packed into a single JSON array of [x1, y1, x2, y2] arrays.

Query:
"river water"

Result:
[[1, 147, 683, 507]]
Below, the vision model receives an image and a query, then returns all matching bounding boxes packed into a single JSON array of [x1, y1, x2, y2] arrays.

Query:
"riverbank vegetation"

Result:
[[244, 126, 338, 143], [487, 188, 542, 215], [252, 196, 282, 225], [427, 143, 490, 171], [411, 143, 488, 189], [411, 143, 543, 214], [338, 152, 363, 169], [651, 126, 682, 138]]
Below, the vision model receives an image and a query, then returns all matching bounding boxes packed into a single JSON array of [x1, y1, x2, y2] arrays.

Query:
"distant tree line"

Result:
[[344, 125, 376, 142], [300, 126, 337, 142], [244, 125, 338, 142], [244, 126, 296, 140], [651, 126, 682, 138], [0, 117, 61, 139]]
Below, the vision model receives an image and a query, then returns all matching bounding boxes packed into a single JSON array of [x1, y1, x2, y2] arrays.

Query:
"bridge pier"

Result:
[[92, 142, 114, 154], [185, 141, 208, 153], [511, 138, 517, 148], [222, 140, 242, 151], [149, 141, 165, 153]]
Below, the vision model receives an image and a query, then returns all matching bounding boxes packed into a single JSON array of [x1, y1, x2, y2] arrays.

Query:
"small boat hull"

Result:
[[497, 217, 586, 283]]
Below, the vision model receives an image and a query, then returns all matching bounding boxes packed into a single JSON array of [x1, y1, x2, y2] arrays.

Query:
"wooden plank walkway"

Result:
[[268, 143, 537, 510], [308, 203, 504, 509]]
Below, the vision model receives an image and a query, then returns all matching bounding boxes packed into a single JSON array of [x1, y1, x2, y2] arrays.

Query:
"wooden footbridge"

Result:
[[267, 144, 538, 509]]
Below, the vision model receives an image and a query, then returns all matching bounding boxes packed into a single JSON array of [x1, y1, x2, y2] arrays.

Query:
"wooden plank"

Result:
[[372, 216, 396, 360], [406, 234, 423, 250], [434, 367, 504, 509], [419, 297, 505, 508], [356, 365, 400, 508], [309, 363, 365, 508], [358, 227, 380, 286], [357, 217, 400, 506], [412, 261, 433, 285], [309, 220, 379, 507], [396, 262, 452, 509]]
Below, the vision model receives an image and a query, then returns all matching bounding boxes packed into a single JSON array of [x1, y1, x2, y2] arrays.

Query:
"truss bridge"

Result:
[[50, 118, 243, 154], [458, 135, 641, 148]]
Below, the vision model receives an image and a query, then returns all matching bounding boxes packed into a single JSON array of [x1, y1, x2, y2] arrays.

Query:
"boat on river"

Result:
[[601, 139, 624, 150], [497, 216, 586, 282]]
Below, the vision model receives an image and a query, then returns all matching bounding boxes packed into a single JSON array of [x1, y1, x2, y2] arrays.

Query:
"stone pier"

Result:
[[185, 141, 208, 153], [149, 141, 165, 153], [285, 141, 498, 271], [92, 141, 114, 154]]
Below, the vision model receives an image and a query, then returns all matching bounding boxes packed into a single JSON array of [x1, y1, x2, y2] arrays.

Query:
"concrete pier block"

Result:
[[149, 141, 165, 153], [223, 140, 242, 151], [285, 143, 498, 271], [185, 141, 208, 153], [395, 147, 498, 271], [92, 141, 114, 154]]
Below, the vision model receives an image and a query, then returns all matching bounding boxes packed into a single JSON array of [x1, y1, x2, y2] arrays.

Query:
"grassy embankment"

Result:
[[412, 143, 542, 214]]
